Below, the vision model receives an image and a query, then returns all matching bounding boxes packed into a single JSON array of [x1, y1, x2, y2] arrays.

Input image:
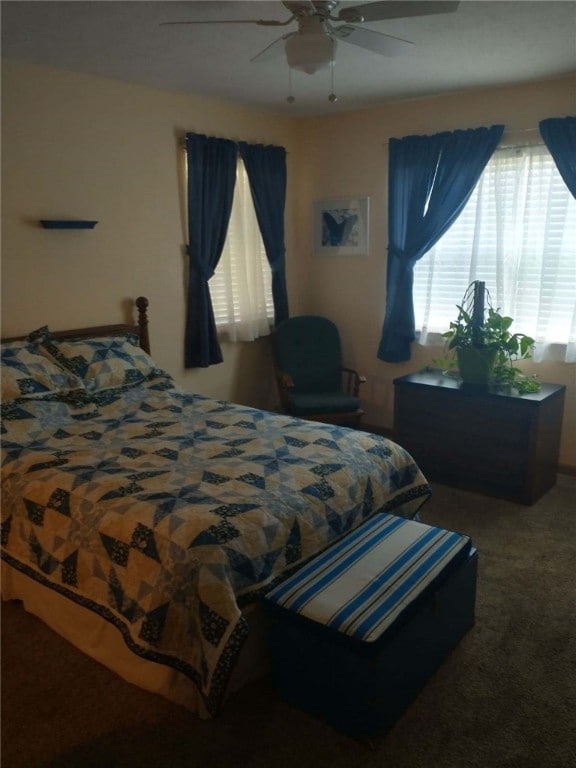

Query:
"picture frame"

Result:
[[313, 196, 370, 256]]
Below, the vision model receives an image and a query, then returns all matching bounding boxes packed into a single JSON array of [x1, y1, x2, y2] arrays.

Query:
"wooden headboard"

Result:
[[1, 296, 151, 354]]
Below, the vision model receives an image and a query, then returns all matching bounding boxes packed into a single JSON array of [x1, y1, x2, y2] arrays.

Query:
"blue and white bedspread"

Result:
[[1, 372, 431, 714]]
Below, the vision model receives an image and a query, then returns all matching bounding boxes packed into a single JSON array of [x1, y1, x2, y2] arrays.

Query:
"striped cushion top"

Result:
[[265, 513, 471, 643]]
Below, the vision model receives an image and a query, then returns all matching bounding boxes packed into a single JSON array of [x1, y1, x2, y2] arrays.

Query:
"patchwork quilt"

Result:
[[1, 372, 431, 715]]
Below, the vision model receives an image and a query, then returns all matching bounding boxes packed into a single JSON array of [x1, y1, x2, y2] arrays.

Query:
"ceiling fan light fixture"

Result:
[[285, 33, 335, 74]]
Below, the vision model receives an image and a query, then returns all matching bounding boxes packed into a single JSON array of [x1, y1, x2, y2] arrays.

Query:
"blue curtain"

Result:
[[377, 124, 504, 362], [539, 116, 576, 199], [239, 142, 289, 325], [185, 133, 237, 368]]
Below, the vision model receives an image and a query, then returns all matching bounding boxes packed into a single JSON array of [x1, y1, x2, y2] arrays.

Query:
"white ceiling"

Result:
[[2, 1, 575, 116]]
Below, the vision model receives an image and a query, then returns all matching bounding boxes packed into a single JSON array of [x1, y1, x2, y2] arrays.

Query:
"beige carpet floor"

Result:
[[2, 476, 575, 768]]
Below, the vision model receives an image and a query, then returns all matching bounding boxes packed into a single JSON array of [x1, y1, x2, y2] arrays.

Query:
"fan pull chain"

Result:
[[328, 40, 338, 103], [286, 67, 295, 104]]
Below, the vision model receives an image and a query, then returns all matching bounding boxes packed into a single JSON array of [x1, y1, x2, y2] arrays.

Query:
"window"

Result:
[[209, 158, 274, 342], [414, 144, 576, 362]]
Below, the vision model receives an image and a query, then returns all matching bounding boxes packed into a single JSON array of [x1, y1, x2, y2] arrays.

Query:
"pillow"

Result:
[[37, 335, 156, 392], [1, 339, 85, 401]]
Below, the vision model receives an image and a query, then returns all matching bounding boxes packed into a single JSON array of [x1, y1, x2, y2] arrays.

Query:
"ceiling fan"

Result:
[[162, 1, 460, 75]]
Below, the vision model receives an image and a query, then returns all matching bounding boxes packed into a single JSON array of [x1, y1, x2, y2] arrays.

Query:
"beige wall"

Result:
[[0, 59, 306, 409], [2, 59, 575, 468]]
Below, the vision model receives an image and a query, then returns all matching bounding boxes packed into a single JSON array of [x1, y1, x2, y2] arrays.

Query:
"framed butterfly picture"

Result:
[[313, 197, 369, 256]]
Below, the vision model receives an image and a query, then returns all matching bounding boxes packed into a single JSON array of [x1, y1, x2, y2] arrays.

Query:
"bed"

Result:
[[1, 297, 431, 718]]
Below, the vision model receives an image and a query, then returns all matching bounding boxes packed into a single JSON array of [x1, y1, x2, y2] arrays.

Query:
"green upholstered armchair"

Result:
[[272, 315, 366, 428]]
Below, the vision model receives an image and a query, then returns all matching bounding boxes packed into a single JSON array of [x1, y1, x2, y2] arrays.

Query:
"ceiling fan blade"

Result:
[[331, 24, 414, 56], [250, 32, 296, 63], [338, 1, 460, 23], [160, 18, 292, 28]]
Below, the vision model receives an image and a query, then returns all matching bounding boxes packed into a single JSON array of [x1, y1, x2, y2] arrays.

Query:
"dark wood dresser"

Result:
[[393, 372, 566, 504]]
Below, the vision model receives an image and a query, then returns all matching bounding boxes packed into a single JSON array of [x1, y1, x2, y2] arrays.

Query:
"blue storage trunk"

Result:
[[263, 513, 477, 739]]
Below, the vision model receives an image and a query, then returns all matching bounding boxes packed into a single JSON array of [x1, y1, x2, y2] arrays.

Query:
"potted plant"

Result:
[[439, 281, 540, 394]]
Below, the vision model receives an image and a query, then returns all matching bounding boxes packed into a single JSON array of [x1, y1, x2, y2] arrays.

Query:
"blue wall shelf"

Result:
[[40, 220, 98, 229]]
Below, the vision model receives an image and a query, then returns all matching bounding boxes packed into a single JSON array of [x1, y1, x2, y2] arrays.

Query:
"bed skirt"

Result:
[[1, 560, 270, 718]]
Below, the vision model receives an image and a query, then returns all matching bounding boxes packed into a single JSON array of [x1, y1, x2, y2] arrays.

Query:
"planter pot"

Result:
[[456, 347, 497, 387]]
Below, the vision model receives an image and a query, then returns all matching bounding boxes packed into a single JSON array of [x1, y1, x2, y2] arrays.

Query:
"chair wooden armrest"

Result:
[[275, 369, 294, 410], [341, 367, 367, 398]]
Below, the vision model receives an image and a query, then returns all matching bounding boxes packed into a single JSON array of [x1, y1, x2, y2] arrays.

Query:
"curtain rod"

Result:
[[180, 135, 287, 151], [381, 126, 544, 148]]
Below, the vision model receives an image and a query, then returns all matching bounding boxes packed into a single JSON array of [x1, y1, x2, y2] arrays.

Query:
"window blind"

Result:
[[414, 144, 576, 360], [210, 159, 274, 341]]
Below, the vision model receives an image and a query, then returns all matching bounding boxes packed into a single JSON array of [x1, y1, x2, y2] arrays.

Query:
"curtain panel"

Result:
[[377, 124, 504, 363], [185, 134, 289, 368], [539, 116, 576, 199], [185, 133, 237, 368], [239, 142, 289, 326]]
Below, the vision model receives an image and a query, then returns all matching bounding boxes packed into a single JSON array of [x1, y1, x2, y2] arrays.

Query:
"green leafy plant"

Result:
[[433, 281, 540, 394]]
